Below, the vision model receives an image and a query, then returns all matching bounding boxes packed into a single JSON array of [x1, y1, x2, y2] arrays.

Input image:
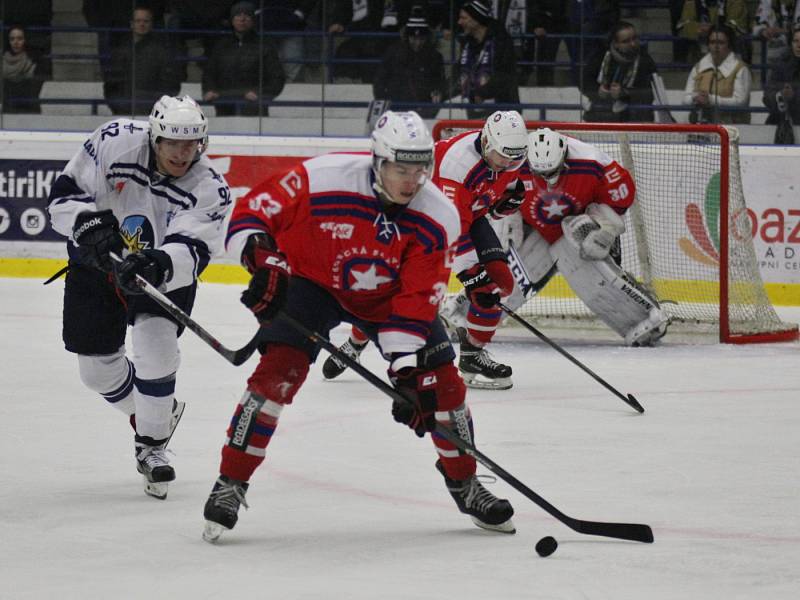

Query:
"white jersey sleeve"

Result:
[[47, 120, 121, 237]]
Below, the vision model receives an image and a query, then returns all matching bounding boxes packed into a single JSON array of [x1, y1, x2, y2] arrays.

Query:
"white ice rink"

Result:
[[1, 277, 798, 600]]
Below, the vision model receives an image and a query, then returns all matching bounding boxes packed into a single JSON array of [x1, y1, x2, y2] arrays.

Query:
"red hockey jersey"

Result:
[[520, 135, 636, 243], [226, 153, 461, 355]]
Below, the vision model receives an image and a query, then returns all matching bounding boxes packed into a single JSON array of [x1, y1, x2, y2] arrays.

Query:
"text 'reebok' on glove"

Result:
[[489, 179, 526, 220], [389, 364, 438, 438], [240, 233, 290, 322], [72, 209, 124, 272], [562, 203, 626, 261], [114, 249, 173, 295]]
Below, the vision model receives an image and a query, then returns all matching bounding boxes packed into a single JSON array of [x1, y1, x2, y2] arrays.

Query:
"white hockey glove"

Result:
[[489, 210, 524, 251], [562, 203, 625, 261]]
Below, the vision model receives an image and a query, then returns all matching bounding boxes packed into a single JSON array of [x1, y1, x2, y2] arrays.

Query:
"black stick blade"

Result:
[[574, 519, 654, 543], [627, 394, 645, 413]]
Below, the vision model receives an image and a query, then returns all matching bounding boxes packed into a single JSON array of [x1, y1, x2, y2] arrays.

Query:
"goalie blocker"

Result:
[[503, 205, 669, 347]]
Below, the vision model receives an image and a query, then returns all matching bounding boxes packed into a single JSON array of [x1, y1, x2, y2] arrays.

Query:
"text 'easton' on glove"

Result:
[[389, 367, 438, 437]]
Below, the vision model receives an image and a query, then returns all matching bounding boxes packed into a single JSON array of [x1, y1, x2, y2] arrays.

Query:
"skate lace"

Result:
[[463, 477, 499, 514], [331, 341, 362, 368], [475, 348, 501, 369], [210, 481, 249, 512], [139, 448, 172, 469]]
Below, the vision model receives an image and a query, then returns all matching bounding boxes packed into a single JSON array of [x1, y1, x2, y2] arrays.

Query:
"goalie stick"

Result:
[[499, 303, 645, 414], [110, 253, 260, 366], [277, 311, 654, 544]]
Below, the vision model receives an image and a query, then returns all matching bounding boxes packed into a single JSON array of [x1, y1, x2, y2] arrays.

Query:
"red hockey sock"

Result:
[[350, 326, 369, 345], [428, 364, 476, 480]]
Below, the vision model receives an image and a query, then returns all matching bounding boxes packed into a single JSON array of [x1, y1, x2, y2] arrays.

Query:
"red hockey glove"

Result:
[[240, 235, 290, 322], [457, 264, 501, 309], [489, 179, 526, 220], [389, 366, 438, 438]]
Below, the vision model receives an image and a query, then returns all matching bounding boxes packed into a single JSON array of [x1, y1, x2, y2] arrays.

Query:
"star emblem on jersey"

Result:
[[534, 191, 576, 224], [349, 264, 394, 290]]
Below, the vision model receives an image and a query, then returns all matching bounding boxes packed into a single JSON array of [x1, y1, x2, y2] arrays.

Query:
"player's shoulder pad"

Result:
[[303, 152, 372, 195], [565, 136, 614, 167], [437, 131, 482, 183], [406, 180, 462, 250], [93, 118, 149, 163]]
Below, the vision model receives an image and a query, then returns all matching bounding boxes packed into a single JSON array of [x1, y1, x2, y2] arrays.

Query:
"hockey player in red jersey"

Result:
[[501, 127, 669, 345], [202, 111, 515, 543], [321, 110, 529, 390]]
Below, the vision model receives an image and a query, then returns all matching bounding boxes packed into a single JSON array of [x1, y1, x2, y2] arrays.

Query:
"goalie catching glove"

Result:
[[389, 363, 438, 438], [561, 203, 625, 261], [240, 234, 290, 322], [72, 209, 124, 272]]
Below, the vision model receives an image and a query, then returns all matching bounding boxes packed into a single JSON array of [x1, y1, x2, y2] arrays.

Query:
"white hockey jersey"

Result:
[[48, 119, 231, 292]]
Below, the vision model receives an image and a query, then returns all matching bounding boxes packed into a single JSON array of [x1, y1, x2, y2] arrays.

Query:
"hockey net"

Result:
[[432, 120, 798, 344]]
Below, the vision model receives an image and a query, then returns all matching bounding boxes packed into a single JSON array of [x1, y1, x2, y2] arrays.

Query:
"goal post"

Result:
[[432, 120, 798, 344]]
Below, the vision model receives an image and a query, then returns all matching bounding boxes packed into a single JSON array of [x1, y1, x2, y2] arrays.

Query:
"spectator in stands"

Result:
[[763, 26, 800, 124], [5, 0, 52, 79], [530, 0, 620, 86], [752, 0, 800, 66], [373, 10, 445, 118], [676, 0, 751, 63], [328, 0, 402, 83], [202, 2, 286, 116], [457, 0, 519, 118], [682, 24, 752, 124], [582, 21, 658, 123], [104, 5, 182, 115], [2, 26, 44, 114]]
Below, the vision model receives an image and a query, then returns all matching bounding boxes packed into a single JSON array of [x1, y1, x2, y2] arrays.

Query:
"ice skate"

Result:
[[321, 338, 367, 380], [203, 475, 250, 543], [136, 444, 175, 500], [458, 333, 513, 390], [436, 461, 515, 533]]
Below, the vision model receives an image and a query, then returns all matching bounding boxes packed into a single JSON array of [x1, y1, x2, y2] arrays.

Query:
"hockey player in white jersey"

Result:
[[47, 95, 232, 499]]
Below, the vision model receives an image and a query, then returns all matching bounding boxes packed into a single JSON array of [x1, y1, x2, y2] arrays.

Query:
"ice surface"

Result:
[[1, 278, 798, 600]]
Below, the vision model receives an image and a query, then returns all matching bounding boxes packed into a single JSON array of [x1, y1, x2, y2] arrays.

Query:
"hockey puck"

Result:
[[535, 536, 557, 557]]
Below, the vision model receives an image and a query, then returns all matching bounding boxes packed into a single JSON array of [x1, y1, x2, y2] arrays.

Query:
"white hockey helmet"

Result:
[[148, 95, 209, 155], [528, 127, 567, 185], [480, 110, 528, 169], [371, 110, 434, 202]]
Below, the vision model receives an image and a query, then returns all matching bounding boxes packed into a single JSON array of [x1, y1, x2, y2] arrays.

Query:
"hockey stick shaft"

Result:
[[278, 311, 654, 544], [110, 253, 260, 366], [499, 303, 645, 414]]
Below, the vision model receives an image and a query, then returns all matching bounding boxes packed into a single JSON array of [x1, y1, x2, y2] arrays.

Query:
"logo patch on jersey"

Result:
[[342, 258, 398, 291], [320, 222, 354, 239], [115, 181, 126, 194], [530, 191, 576, 225], [120, 214, 155, 252]]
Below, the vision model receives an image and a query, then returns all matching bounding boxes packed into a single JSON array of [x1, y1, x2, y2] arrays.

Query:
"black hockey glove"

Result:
[[114, 249, 173, 295], [489, 179, 526, 220], [457, 264, 501, 309], [389, 366, 438, 438], [72, 209, 124, 272], [240, 235, 290, 322]]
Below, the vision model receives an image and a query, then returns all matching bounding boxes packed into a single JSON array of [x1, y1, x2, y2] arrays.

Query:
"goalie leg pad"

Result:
[[221, 344, 310, 482], [439, 290, 470, 331], [551, 236, 667, 343], [502, 228, 557, 312]]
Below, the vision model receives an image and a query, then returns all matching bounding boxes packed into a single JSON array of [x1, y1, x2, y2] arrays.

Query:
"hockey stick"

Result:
[[278, 311, 654, 544], [498, 303, 645, 414], [110, 253, 260, 366]]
